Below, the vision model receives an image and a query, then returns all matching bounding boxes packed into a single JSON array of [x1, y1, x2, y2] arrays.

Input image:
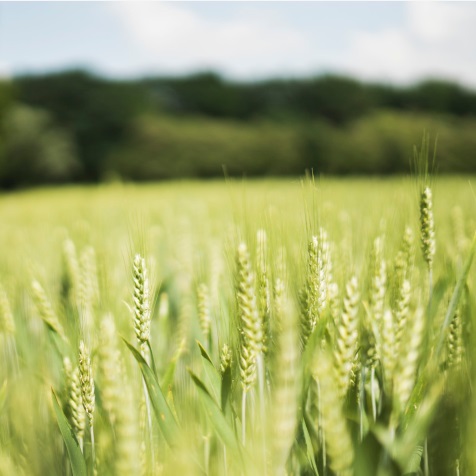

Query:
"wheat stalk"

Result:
[[420, 187, 436, 275], [62, 238, 80, 306], [220, 343, 232, 375], [256, 229, 271, 354], [270, 278, 299, 475], [369, 236, 386, 324], [97, 314, 122, 425], [451, 206, 469, 258], [334, 276, 360, 398], [394, 278, 411, 356], [78, 247, 96, 336], [301, 231, 329, 345], [236, 242, 263, 390], [366, 236, 387, 400], [197, 283, 212, 346], [0, 284, 15, 335], [393, 307, 425, 415], [132, 254, 151, 360], [79, 339, 95, 466], [115, 377, 140, 475], [313, 349, 354, 476], [381, 308, 396, 390], [235, 242, 263, 444], [68, 365, 86, 451], [447, 308, 464, 370], [31, 280, 66, 340], [132, 253, 155, 471], [78, 340, 95, 426]]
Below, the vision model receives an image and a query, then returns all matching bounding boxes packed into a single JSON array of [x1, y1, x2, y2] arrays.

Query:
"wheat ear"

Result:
[[31, 280, 66, 340], [97, 314, 122, 425], [447, 308, 464, 370], [236, 242, 262, 444], [270, 278, 299, 474], [301, 233, 328, 345], [334, 276, 360, 398], [62, 239, 80, 306], [68, 365, 86, 451], [132, 254, 151, 360], [420, 186, 436, 266], [236, 242, 262, 390], [381, 308, 396, 390], [420, 186, 436, 293], [394, 278, 411, 356], [132, 253, 155, 471], [369, 236, 386, 324], [78, 246, 99, 335], [313, 349, 354, 476], [0, 284, 15, 335], [78, 340, 95, 427], [220, 343, 232, 375], [393, 307, 425, 415], [78, 340, 95, 465], [256, 229, 271, 354], [197, 283, 212, 346]]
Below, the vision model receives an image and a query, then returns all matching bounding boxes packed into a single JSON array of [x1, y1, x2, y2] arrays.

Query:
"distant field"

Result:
[[0, 177, 475, 475], [1, 177, 474, 285]]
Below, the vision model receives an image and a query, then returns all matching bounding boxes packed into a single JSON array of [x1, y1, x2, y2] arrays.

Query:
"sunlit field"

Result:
[[0, 176, 475, 475]]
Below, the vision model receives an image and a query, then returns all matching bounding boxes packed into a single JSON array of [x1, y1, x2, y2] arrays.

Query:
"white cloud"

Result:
[[108, 2, 316, 78], [108, 2, 476, 86], [408, 2, 475, 44], [340, 2, 476, 86]]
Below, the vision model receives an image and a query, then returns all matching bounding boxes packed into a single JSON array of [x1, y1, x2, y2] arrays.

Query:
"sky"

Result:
[[1, 2, 476, 86]]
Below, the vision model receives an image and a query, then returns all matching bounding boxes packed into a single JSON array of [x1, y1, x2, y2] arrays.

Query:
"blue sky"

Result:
[[1, 2, 476, 86]]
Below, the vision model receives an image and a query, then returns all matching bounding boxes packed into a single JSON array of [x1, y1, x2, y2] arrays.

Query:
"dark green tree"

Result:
[[16, 71, 148, 181]]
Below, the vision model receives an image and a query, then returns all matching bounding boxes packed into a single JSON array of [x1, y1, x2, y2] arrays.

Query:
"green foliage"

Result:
[[16, 71, 148, 181], [105, 115, 304, 179], [0, 105, 80, 187], [143, 74, 476, 122], [0, 70, 474, 188], [0, 80, 16, 115], [103, 111, 476, 181]]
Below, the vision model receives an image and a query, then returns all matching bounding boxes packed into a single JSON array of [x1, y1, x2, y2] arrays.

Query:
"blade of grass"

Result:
[[221, 366, 232, 414], [51, 389, 87, 476], [188, 369, 242, 455], [302, 418, 319, 475], [436, 232, 476, 356], [123, 338, 179, 448], [160, 359, 178, 392], [146, 340, 158, 379], [197, 341, 221, 404], [160, 339, 185, 391], [373, 378, 443, 472], [400, 233, 476, 433]]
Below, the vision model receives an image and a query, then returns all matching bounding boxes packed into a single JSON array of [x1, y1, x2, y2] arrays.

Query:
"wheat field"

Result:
[[0, 175, 475, 476]]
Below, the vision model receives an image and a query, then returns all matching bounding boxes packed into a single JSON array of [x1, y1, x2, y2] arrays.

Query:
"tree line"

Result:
[[1, 70, 476, 187]]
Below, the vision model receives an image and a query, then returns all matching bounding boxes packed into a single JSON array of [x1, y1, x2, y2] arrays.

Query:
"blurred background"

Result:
[[1, 1, 476, 188]]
